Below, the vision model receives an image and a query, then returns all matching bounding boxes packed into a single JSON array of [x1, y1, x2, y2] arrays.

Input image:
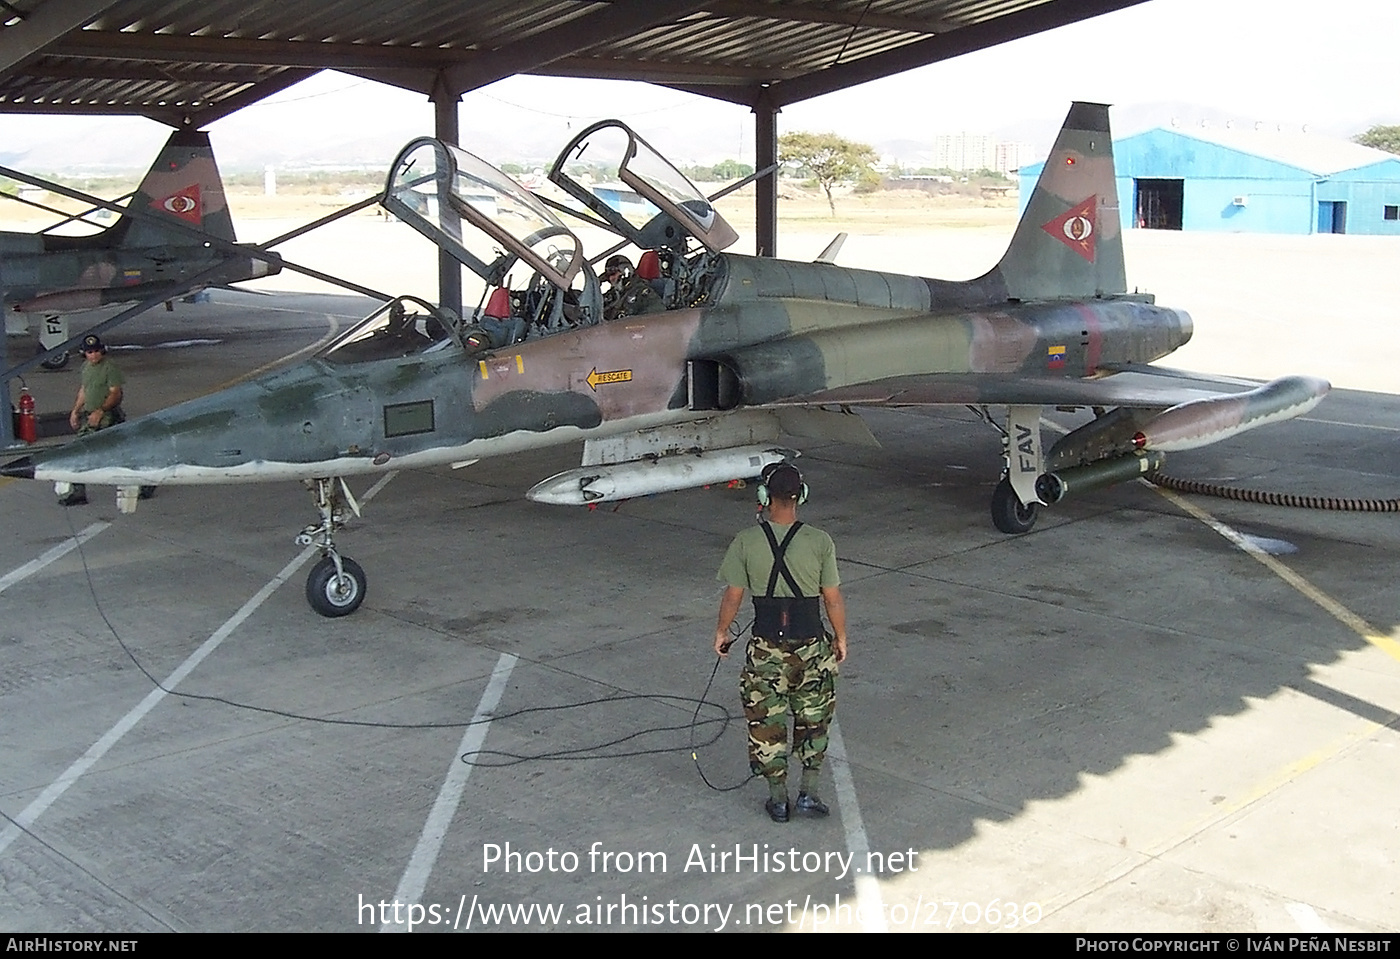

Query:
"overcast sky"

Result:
[[2, 0, 1397, 170]]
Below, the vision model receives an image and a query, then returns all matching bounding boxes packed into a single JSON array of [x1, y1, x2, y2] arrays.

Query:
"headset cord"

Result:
[[691, 620, 757, 792], [59, 508, 736, 763]]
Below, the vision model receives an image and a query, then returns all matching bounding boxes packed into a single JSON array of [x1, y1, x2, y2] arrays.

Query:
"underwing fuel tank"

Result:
[[527, 445, 792, 506]]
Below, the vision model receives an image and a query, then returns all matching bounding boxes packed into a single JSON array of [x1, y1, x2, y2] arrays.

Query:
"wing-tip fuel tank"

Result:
[[1132, 375, 1330, 452], [1, 103, 1331, 616]]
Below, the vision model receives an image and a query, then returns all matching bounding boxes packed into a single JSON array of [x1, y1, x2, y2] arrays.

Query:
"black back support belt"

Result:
[[751, 522, 823, 640]]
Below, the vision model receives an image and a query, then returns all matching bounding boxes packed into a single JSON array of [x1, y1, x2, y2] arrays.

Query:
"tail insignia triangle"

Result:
[[1042, 195, 1098, 262]]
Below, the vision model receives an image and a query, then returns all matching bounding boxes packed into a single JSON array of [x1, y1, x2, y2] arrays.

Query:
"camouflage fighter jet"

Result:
[[2, 129, 279, 368], [0, 103, 1328, 616]]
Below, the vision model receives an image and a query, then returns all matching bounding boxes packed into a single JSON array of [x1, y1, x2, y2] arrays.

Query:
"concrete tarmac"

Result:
[[1, 253, 1398, 932]]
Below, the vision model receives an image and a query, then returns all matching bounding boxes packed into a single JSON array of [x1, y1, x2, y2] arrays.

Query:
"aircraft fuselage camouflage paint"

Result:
[[1, 104, 1328, 616], [1, 129, 277, 367]]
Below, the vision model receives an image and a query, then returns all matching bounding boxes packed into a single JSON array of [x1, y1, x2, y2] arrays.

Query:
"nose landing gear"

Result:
[[298, 477, 367, 617]]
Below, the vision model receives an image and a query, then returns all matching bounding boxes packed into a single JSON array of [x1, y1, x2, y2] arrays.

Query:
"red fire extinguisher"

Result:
[[15, 387, 37, 444]]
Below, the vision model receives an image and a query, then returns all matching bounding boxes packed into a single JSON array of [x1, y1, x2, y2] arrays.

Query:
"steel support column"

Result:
[[754, 96, 779, 258], [433, 82, 463, 318], [0, 291, 13, 447]]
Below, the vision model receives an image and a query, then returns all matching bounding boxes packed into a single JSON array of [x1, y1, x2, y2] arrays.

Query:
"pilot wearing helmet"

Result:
[[600, 253, 663, 321]]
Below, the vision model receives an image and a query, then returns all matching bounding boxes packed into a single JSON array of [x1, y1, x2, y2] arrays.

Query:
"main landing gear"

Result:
[[991, 476, 1039, 534], [975, 404, 1045, 534], [38, 343, 71, 370], [298, 477, 367, 617]]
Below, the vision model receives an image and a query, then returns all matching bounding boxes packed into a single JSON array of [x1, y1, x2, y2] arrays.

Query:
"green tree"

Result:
[[778, 132, 877, 214], [1354, 125, 1400, 155], [710, 158, 754, 181]]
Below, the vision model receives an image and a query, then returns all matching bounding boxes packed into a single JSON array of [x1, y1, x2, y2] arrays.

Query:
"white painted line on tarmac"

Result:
[[0, 472, 398, 859], [0, 521, 109, 595], [827, 717, 888, 932], [0, 546, 317, 858], [1286, 902, 1333, 932], [1152, 484, 1400, 663], [210, 312, 344, 392], [382, 652, 518, 933], [1300, 417, 1400, 432]]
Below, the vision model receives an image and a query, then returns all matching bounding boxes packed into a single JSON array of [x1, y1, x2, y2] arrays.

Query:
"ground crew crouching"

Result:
[[58, 334, 125, 506], [58, 333, 151, 506]]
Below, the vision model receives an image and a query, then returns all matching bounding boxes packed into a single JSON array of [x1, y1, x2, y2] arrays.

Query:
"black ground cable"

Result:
[[58, 508, 738, 762], [689, 622, 759, 792], [1147, 471, 1400, 512]]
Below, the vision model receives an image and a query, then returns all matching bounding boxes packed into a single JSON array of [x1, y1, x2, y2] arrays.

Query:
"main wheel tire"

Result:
[[39, 347, 70, 370], [991, 477, 1039, 534], [306, 556, 366, 617]]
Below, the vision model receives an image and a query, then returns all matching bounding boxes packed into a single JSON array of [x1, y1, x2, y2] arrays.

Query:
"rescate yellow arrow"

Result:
[[586, 367, 633, 391]]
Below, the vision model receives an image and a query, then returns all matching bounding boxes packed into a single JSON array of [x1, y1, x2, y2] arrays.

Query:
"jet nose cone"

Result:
[[1, 456, 35, 479]]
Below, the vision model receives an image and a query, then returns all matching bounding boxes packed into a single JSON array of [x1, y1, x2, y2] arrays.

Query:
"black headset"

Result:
[[756, 462, 808, 507]]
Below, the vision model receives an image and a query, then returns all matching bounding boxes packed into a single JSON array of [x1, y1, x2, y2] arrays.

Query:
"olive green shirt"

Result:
[[80, 357, 124, 414], [717, 522, 840, 597]]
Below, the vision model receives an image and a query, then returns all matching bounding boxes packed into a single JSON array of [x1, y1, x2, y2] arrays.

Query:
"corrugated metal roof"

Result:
[[0, 0, 1150, 126], [1166, 126, 1400, 177]]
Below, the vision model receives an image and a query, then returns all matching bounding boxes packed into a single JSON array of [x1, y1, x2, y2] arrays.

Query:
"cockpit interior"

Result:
[[323, 122, 739, 366]]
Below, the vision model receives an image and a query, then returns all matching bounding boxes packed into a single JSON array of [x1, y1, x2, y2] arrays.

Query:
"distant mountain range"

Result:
[[1, 100, 1374, 176]]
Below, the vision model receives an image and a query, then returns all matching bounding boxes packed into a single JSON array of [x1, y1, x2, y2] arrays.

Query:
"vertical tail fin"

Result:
[[115, 129, 237, 248], [994, 102, 1125, 301]]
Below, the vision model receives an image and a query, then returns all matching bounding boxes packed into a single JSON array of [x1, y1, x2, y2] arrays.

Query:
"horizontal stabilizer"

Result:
[[815, 233, 847, 264]]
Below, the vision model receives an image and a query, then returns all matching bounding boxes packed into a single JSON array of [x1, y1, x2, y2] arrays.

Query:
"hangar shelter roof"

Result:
[[0, 0, 1149, 128]]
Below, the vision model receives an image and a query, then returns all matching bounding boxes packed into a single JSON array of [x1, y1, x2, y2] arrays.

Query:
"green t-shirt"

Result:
[[80, 358, 125, 414], [717, 522, 839, 597]]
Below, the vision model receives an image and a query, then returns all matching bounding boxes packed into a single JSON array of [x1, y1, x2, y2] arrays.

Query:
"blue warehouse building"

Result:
[[1019, 125, 1400, 235]]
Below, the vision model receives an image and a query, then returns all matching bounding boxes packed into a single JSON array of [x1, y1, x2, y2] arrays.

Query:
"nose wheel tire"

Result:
[[991, 477, 1039, 534], [306, 556, 366, 617]]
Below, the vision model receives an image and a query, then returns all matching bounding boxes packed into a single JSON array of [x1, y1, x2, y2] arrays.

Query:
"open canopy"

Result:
[[550, 120, 738, 254], [383, 137, 583, 291]]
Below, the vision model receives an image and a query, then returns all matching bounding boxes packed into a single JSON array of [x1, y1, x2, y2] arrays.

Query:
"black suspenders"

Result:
[[761, 521, 805, 599], [751, 522, 823, 641]]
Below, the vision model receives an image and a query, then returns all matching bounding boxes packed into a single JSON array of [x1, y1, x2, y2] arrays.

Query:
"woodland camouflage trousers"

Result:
[[740, 634, 838, 784]]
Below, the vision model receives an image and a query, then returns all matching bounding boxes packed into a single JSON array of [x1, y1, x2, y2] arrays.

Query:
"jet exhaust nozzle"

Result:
[[1035, 450, 1166, 504], [528, 445, 792, 506]]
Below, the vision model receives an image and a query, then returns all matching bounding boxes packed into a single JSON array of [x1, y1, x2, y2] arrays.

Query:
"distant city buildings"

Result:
[[928, 133, 1034, 175]]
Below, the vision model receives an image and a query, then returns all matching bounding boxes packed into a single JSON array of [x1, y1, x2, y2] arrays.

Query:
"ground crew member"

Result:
[[58, 333, 125, 507], [714, 463, 848, 823]]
